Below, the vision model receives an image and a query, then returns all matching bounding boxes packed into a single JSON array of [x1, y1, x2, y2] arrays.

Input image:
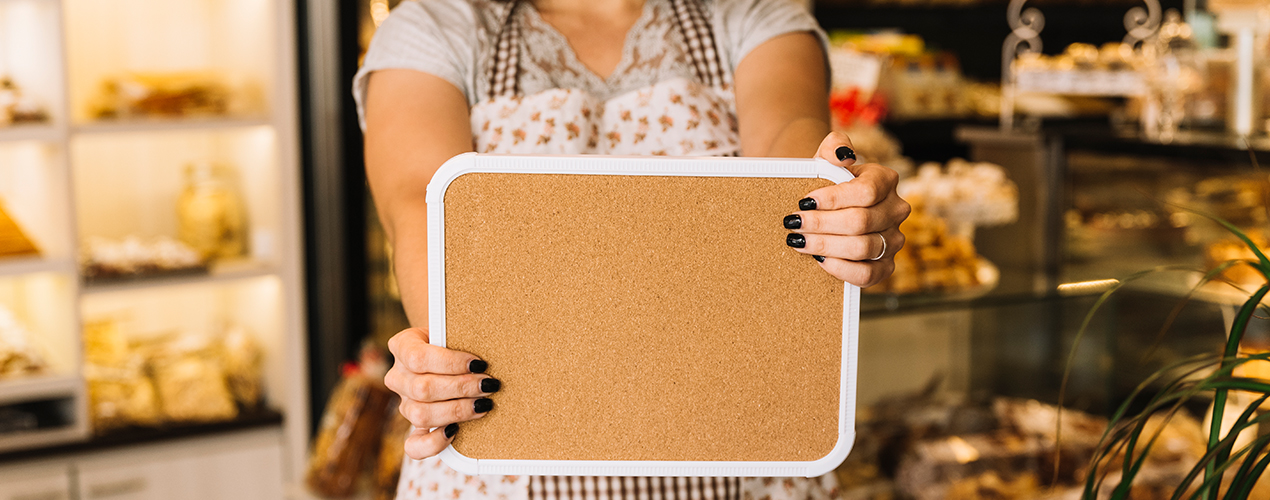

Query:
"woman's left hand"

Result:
[[784, 132, 911, 288]]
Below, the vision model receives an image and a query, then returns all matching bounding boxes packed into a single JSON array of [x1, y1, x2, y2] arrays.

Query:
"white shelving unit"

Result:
[[0, 0, 308, 496]]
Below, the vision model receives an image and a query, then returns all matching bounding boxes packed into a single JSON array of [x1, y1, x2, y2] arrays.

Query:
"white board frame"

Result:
[[425, 153, 860, 478]]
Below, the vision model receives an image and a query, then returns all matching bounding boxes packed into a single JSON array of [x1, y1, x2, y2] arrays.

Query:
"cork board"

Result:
[[427, 154, 859, 477]]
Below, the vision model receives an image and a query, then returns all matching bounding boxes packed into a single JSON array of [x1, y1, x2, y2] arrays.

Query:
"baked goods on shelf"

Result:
[[0, 77, 50, 126], [1204, 231, 1269, 287], [870, 199, 987, 295], [0, 200, 40, 259], [872, 159, 1016, 296], [0, 305, 48, 379], [898, 159, 1019, 228], [79, 236, 206, 283], [87, 72, 234, 120], [83, 318, 266, 433], [838, 389, 1210, 500]]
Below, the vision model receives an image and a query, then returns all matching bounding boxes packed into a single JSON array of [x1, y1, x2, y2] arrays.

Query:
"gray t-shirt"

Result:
[[353, 0, 827, 129]]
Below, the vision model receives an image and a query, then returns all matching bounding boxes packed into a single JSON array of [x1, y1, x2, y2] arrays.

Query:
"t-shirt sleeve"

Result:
[[713, 0, 830, 75], [352, 0, 477, 131]]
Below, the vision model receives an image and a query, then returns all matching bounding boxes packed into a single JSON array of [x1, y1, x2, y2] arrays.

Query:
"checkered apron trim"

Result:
[[486, 1, 522, 101], [484, 0, 729, 101], [529, 475, 743, 500], [669, 0, 728, 90]]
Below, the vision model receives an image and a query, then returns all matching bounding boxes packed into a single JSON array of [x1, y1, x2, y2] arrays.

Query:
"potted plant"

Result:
[[1070, 207, 1270, 499]]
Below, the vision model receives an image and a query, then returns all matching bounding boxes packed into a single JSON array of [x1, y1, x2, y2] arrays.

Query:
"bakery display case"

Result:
[[0, 0, 307, 497]]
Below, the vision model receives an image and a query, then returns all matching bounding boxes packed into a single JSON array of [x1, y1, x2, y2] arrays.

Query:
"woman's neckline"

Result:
[[521, 0, 656, 86]]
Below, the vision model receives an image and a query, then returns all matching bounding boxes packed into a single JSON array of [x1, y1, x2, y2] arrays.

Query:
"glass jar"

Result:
[[176, 162, 246, 260]]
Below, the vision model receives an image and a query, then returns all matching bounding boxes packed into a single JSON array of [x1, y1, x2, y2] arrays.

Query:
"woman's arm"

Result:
[[365, 69, 472, 326], [733, 32, 830, 158], [365, 69, 498, 459], [733, 32, 911, 287]]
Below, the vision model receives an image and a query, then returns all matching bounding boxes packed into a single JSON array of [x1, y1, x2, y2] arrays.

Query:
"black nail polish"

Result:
[[445, 423, 459, 438], [480, 378, 501, 393], [786, 234, 806, 248], [474, 398, 494, 413], [798, 198, 817, 211], [836, 146, 856, 162], [783, 214, 802, 229], [469, 360, 488, 374], [813, 255, 825, 263]]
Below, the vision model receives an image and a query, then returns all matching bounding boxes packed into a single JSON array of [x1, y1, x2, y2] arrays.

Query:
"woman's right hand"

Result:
[[385, 327, 500, 459]]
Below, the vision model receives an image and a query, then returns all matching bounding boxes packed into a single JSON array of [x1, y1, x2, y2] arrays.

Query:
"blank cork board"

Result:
[[426, 154, 860, 477]]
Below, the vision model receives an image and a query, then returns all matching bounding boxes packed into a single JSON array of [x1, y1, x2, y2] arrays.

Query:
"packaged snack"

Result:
[[149, 335, 237, 423], [221, 325, 264, 409], [84, 359, 163, 432], [373, 408, 411, 500], [306, 364, 394, 498]]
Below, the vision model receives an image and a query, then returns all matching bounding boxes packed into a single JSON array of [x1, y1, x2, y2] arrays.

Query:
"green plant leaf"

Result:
[[1222, 395, 1270, 500], [1209, 284, 1270, 500]]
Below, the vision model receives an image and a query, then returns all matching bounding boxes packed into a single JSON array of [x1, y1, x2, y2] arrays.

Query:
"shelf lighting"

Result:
[[1057, 278, 1121, 296]]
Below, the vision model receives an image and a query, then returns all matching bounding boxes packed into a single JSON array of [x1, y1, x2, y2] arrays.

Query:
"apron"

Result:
[[397, 2, 841, 499], [469, 0, 741, 157]]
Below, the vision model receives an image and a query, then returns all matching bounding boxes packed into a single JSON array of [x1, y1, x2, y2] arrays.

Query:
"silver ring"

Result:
[[870, 233, 887, 261]]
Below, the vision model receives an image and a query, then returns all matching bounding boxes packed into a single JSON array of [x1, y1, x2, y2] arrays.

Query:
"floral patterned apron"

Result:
[[470, 0, 741, 157]]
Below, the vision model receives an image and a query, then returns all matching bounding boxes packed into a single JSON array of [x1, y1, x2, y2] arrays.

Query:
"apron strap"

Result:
[[486, 1, 522, 101], [486, 0, 729, 100], [669, 0, 729, 90]]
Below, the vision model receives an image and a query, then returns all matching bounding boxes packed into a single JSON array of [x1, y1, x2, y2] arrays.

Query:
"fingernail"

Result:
[[445, 423, 459, 438], [836, 146, 856, 162], [474, 398, 494, 413], [480, 378, 501, 393], [798, 197, 817, 211], [813, 255, 825, 263], [469, 360, 488, 374], [783, 214, 802, 229], [786, 234, 806, 248]]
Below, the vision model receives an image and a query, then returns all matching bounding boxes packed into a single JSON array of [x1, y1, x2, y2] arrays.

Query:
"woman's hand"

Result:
[[384, 328, 500, 459], [784, 132, 911, 287]]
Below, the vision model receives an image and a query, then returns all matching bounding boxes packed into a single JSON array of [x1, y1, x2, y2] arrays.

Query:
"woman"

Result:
[[355, 0, 910, 498]]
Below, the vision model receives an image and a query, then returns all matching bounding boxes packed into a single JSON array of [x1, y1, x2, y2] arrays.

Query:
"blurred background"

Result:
[[0, 0, 1268, 499]]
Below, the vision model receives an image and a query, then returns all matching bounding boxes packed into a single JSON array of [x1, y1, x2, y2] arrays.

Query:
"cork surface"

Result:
[[443, 173, 843, 462]]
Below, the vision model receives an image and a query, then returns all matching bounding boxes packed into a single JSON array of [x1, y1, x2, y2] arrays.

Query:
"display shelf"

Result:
[[80, 260, 277, 295], [0, 0, 67, 130], [0, 142, 73, 263], [70, 126, 282, 267], [0, 407, 282, 464], [1, 0, 305, 488], [1059, 127, 1270, 164], [79, 275, 289, 421], [0, 273, 79, 378], [0, 125, 61, 144], [62, 0, 275, 125], [0, 375, 78, 406], [0, 273, 86, 454], [0, 258, 72, 279], [71, 117, 271, 135]]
